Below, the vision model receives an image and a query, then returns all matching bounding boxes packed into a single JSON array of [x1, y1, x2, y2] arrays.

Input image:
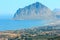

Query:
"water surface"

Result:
[[0, 20, 52, 31]]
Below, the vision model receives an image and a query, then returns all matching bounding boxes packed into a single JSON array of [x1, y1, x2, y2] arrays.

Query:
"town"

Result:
[[0, 25, 60, 40]]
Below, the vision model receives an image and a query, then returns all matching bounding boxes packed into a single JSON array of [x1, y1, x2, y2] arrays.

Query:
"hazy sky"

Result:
[[0, 0, 60, 19]]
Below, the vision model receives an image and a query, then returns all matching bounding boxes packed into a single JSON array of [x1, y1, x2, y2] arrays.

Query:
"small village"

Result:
[[0, 26, 60, 40]]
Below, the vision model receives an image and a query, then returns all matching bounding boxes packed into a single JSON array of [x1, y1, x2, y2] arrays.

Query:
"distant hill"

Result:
[[13, 2, 54, 20], [53, 9, 60, 19]]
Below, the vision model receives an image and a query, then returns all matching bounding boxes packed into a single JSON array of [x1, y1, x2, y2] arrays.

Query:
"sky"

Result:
[[0, 0, 60, 19]]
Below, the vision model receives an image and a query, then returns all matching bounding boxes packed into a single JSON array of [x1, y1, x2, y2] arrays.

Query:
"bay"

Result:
[[0, 20, 52, 31]]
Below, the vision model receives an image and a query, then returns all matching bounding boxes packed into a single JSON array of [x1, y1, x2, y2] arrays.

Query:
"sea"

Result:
[[0, 19, 52, 31]]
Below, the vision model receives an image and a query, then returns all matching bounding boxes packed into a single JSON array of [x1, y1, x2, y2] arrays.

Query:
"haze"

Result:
[[0, 0, 60, 19]]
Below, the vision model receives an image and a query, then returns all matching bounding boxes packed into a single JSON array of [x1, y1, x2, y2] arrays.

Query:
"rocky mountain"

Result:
[[13, 2, 54, 20], [53, 9, 60, 19]]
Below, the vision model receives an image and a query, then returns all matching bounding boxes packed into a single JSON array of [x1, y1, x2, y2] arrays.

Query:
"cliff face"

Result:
[[13, 2, 53, 20]]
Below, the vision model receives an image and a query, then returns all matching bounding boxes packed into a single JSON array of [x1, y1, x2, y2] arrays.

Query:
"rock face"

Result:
[[13, 2, 53, 20], [53, 9, 60, 19]]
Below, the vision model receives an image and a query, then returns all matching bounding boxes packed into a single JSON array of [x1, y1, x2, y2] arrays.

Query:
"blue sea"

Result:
[[0, 20, 52, 31]]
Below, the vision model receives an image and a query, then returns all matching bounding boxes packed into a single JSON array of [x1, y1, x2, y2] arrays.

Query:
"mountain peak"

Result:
[[35, 2, 40, 8], [32, 2, 44, 8], [13, 2, 53, 20], [35, 2, 40, 4]]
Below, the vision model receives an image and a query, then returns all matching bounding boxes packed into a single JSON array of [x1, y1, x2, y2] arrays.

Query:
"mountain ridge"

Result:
[[13, 2, 54, 20]]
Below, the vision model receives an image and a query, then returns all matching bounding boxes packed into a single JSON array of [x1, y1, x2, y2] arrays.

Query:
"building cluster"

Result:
[[0, 26, 60, 40]]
